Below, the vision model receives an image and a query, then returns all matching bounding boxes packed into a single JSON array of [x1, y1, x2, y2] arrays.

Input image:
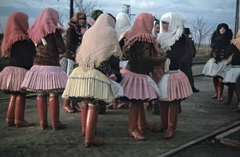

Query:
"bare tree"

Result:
[[189, 16, 216, 51], [73, 0, 104, 18]]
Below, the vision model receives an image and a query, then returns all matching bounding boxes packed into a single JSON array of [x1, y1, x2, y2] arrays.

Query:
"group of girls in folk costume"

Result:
[[60, 12, 88, 113], [223, 30, 240, 112], [202, 23, 233, 102], [62, 13, 123, 147], [0, 12, 36, 128], [155, 12, 193, 139], [21, 8, 67, 130]]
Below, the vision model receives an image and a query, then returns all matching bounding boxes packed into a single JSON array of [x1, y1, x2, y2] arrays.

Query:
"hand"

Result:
[[212, 50, 217, 58], [109, 74, 117, 81], [160, 56, 167, 63]]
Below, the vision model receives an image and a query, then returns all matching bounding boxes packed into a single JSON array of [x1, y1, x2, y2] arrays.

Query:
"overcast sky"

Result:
[[0, 0, 238, 35]]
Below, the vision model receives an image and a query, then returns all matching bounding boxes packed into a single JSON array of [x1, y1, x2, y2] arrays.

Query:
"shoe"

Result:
[[212, 94, 217, 99], [85, 138, 103, 147], [192, 87, 200, 93], [234, 108, 240, 112], [128, 129, 146, 140]]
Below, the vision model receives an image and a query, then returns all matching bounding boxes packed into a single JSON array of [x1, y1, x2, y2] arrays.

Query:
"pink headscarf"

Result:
[[1, 12, 29, 57], [28, 8, 65, 44], [123, 12, 163, 83], [123, 12, 161, 56]]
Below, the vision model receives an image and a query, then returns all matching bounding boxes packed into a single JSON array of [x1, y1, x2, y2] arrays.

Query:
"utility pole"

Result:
[[70, 0, 74, 19], [235, 0, 239, 38], [122, 4, 135, 20]]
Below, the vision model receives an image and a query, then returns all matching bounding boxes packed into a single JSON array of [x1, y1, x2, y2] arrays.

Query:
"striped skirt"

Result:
[[21, 65, 67, 93], [62, 67, 117, 103]]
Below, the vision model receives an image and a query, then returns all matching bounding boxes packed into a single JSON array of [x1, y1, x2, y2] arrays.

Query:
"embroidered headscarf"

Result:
[[1, 12, 29, 57], [115, 12, 132, 40], [231, 29, 240, 51], [157, 12, 185, 51], [28, 8, 65, 45], [123, 12, 163, 83], [76, 13, 122, 71]]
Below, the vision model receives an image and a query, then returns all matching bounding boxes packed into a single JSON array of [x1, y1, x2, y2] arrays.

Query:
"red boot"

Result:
[[85, 105, 103, 147], [6, 94, 17, 126], [128, 103, 145, 140], [154, 102, 168, 132], [63, 99, 75, 113], [164, 101, 179, 139], [49, 96, 67, 130], [37, 95, 48, 129], [81, 101, 88, 136], [14, 94, 34, 127], [138, 103, 156, 132]]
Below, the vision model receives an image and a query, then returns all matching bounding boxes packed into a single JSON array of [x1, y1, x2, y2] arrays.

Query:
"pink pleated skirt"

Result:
[[21, 65, 67, 93], [120, 68, 157, 101], [0, 66, 27, 93], [157, 70, 193, 101]]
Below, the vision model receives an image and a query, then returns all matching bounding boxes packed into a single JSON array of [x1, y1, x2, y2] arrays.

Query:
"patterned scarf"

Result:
[[157, 12, 185, 52], [1, 12, 29, 57], [28, 8, 65, 45], [76, 14, 122, 71]]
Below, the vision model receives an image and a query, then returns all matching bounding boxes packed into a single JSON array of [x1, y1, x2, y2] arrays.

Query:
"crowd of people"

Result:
[[0, 7, 240, 147]]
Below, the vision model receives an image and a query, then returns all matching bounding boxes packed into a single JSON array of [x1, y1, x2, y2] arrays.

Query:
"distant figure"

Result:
[[60, 12, 87, 113], [202, 23, 232, 101], [183, 27, 200, 93], [87, 9, 103, 28], [0, 12, 35, 128], [152, 20, 160, 37]]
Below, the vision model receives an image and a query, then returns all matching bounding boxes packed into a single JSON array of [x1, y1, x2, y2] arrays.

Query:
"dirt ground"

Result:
[[0, 76, 240, 157]]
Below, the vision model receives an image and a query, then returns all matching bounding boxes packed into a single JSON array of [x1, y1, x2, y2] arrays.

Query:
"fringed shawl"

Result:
[[28, 8, 65, 45], [76, 14, 123, 71], [115, 12, 132, 40], [231, 29, 240, 51], [1, 12, 29, 57], [122, 12, 163, 83], [157, 12, 185, 52]]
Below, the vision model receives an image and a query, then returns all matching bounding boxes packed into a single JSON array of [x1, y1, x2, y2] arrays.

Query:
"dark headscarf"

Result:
[[211, 23, 233, 50]]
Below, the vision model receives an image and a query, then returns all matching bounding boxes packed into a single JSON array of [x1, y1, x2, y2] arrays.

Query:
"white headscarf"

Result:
[[115, 12, 132, 40], [157, 12, 186, 51]]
